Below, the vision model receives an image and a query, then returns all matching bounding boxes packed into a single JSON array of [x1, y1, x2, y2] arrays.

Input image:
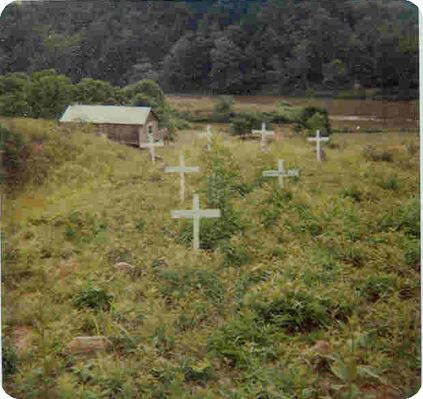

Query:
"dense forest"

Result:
[[0, 0, 419, 98]]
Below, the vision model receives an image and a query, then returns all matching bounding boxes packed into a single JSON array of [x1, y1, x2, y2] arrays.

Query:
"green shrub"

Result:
[[73, 286, 114, 311], [177, 213, 244, 251], [2, 342, 18, 379], [378, 197, 419, 238], [180, 358, 215, 384], [230, 112, 262, 137], [176, 302, 209, 331], [377, 176, 401, 191], [176, 142, 246, 250], [251, 289, 353, 333], [259, 207, 281, 228], [336, 246, 367, 267], [63, 210, 107, 244], [208, 315, 277, 368], [159, 267, 224, 305], [110, 334, 140, 355], [213, 95, 235, 122], [0, 123, 30, 186], [252, 290, 330, 333], [356, 275, 397, 302], [298, 106, 331, 136], [402, 238, 420, 268], [340, 186, 362, 202], [220, 241, 252, 267]]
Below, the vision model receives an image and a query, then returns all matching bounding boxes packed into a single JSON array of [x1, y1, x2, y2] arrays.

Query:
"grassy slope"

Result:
[[2, 118, 420, 399]]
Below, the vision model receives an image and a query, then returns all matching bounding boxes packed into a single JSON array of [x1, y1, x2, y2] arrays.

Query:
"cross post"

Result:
[[198, 125, 213, 151], [165, 154, 200, 202], [307, 130, 329, 161], [262, 159, 299, 188], [140, 134, 164, 164], [171, 194, 221, 250], [252, 122, 275, 151]]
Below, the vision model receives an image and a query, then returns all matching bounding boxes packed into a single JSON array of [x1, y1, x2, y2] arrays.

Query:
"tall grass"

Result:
[[3, 118, 419, 398]]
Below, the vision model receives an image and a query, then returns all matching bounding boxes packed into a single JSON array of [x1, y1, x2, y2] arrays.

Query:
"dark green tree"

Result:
[[27, 69, 75, 119]]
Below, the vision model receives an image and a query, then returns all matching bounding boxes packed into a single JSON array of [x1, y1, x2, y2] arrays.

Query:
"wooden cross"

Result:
[[262, 159, 299, 188], [307, 130, 329, 161], [140, 134, 164, 164], [171, 194, 221, 250], [198, 125, 213, 151], [252, 122, 275, 151], [165, 154, 200, 202]]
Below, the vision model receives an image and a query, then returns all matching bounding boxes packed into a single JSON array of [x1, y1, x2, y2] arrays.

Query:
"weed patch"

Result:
[[250, 288, 353, 333], [72, 286, 114, 311], [159, 267, 224, 305], [208, 315, 279, 368]]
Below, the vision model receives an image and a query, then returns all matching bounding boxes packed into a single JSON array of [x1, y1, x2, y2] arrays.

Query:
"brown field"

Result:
[[167, 94, 419, 130]]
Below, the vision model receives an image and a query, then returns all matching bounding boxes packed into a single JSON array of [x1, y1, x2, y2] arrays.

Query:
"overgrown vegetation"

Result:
[[2, 118, 419, 398]]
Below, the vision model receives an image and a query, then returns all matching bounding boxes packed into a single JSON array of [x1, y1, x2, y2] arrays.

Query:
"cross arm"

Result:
[[262, 170, 281, 177], [199, 209, 221, 218], [171, 210, 194, 219], [287, 169, 299, 177]]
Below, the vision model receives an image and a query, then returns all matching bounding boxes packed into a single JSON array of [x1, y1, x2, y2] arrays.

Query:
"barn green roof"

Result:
[[59, 105, 155, 125]]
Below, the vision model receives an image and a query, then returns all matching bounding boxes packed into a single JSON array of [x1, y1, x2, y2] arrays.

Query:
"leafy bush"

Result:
[[213, 95, 234, 122], [0, 72, 31, 117], [28, 69, 75, 119], [298, 106, 331, 136], [230, 111, 262, 137], [0, 123, 29, 186], [74, 78, 116, 104], [73, 286, 114, 311], [2, 342, 18, 379], [178, 214, 244, 251], [177, 140, 246, 250]]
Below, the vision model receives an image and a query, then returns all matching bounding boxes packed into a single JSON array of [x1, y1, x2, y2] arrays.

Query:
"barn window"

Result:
[[148, 124, 153, 135]]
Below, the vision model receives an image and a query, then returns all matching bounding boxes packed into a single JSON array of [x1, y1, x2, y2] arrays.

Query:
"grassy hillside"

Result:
[[2, 118, 420, 398]]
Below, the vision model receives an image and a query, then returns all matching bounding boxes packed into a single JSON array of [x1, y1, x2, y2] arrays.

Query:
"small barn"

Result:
[[59, 105, 164, 147]]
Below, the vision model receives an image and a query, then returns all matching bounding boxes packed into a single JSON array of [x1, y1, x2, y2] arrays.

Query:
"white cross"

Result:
[[307, 130, 329, 161], [165, 154, 200, 202], [198, 125, 214, 151], [171, 194, 221, 250], [252, 122, 275, 151], [262, 160, 299, 188], [140, 134, 164, 164]]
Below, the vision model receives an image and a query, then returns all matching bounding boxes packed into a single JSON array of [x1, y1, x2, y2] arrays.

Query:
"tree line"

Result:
[[0, 69, 168, 119], [0, 0, 418, 99]]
